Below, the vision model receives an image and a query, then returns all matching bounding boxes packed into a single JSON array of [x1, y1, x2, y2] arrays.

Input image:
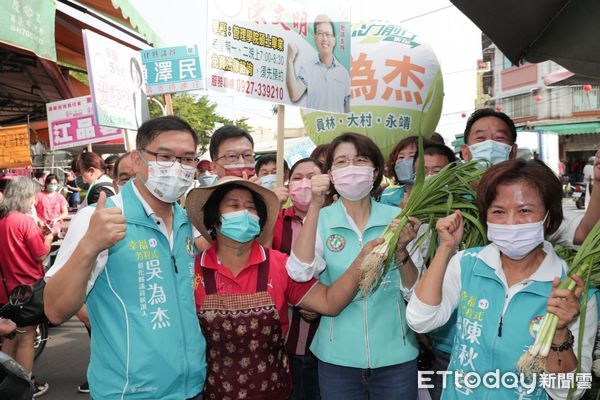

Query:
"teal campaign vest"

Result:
[[85, 181, 206, 400], [442, 247, 596, 400], [379, 185, 405, 207], [310, 199, 419, 368], [430, 247, 478, 355]]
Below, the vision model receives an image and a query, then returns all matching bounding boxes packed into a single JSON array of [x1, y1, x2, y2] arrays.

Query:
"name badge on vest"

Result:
[[477, 298, 489, 310], [326, 234, 346, 252], [185, 236, 195, 257], [529, 316, 544, 339]]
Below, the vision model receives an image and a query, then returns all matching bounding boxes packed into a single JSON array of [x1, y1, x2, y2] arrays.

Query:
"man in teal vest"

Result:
[[44, 116, 206, 400]]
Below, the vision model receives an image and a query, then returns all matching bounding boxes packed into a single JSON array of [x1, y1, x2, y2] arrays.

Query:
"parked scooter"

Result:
[[571, 182, 587, 209], [0, 285, 48, 360]]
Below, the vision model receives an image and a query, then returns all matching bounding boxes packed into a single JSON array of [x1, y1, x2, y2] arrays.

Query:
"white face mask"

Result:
[[143, 161, 195, 203], [487, 218, 545, 260]]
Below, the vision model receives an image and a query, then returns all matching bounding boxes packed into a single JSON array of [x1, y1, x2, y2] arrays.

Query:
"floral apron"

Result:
[[198, 251, 291, 400]]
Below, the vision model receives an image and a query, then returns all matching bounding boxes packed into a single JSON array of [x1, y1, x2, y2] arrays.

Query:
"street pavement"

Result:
[[30, 198, 587, 399], [33, 318, 90, 400]]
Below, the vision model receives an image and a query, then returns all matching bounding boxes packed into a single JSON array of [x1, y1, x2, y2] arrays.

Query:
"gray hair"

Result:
[[0, 177, 41, 218]]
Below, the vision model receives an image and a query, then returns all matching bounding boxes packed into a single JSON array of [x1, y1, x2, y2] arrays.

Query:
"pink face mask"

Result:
[[289, 178, 312, 211], [331, 165, 374, 201]]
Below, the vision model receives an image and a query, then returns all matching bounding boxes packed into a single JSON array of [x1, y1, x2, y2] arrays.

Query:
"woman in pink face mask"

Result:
[[286, 132, 422, 400], [272, 157, 324, 400]]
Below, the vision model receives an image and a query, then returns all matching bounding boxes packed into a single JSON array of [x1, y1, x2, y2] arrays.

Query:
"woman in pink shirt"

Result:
[[35, 174, 68, 235]]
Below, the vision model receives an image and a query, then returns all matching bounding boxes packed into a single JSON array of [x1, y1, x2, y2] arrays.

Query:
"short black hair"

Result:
[[136, 116, 199, 150], [104, 155, 120, 174], [464, 108, 517, 144], [429, 132, 445, 145], [209, 125, 254, 160], [203, 184, 268, 240], [104, 155, 120, 166], [290, 157, 323, 176], [413, 143, 457, 166], [112, 152, 132, 180], [255, 154, 289, 174], [326, 132, 384, 196]]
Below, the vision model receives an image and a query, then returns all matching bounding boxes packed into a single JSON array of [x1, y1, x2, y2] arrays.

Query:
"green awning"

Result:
[[0, 0, 57, 61], [110, 0, 165, 47], [527, 122, 600, 135]]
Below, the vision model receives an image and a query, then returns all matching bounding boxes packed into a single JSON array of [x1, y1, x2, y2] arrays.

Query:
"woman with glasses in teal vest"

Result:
[[287, 132, 423, 400], [407, 159, 597, 400]]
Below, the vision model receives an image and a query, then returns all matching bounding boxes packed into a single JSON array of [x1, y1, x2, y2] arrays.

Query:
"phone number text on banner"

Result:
[[208, 18, 286, 102]]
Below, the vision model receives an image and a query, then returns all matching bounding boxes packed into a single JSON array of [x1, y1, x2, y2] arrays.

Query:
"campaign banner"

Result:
[[0, 0, 56, 61], [0, 125, 31, 169], [206, 0, 351, 113], [46, 96, 124, 150], [302, 21, 444, 160], [83, 29, 149, 130], [141, 45, 203, 95]]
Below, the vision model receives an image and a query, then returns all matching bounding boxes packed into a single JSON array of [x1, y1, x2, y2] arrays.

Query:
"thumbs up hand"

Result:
[[84, 192, 127, 253]]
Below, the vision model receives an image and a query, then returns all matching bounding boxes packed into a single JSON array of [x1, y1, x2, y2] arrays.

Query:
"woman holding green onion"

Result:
[[407, 159, 597, 400], [286, 132, 422, 399]]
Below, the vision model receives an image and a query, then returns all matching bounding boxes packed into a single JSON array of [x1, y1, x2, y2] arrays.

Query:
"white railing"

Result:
[[572, 86, 600, 112]]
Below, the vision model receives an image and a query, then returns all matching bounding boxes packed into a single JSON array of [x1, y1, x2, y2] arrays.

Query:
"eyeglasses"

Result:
[[316, 31, 334, 39], [140, 149, 199, 170], [332, 156, 372, 169], [216, 152, 256, 163]]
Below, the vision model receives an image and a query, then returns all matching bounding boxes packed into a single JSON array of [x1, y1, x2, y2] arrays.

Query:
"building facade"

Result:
[[469, 34, 600, 179]]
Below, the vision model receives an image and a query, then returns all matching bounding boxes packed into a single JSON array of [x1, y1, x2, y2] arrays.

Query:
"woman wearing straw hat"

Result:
[[186, 176, 419, 400]]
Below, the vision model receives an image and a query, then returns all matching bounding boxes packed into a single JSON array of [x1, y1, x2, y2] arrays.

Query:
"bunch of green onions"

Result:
[[360, 136, 488, 294], [516, 219, 600, 383]]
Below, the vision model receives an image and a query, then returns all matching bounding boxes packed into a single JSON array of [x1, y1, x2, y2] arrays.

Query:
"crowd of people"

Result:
[[0, 109, 599, 400]]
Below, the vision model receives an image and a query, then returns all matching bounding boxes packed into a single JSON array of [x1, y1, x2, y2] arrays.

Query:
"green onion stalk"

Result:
[[359, 135, 488, 295], [516, 220, 600, 387]]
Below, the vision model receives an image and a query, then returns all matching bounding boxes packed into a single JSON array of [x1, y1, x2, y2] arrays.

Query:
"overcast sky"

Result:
[[128, 0, 483, 143]]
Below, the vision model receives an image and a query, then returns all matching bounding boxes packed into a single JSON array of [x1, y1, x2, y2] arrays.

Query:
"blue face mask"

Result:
[[394, 159, 414, 184], [198, 173, 217, 187], [219, 210, 261, 243], [469, 140, 512, 166], [260, 174, 277, 190]]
